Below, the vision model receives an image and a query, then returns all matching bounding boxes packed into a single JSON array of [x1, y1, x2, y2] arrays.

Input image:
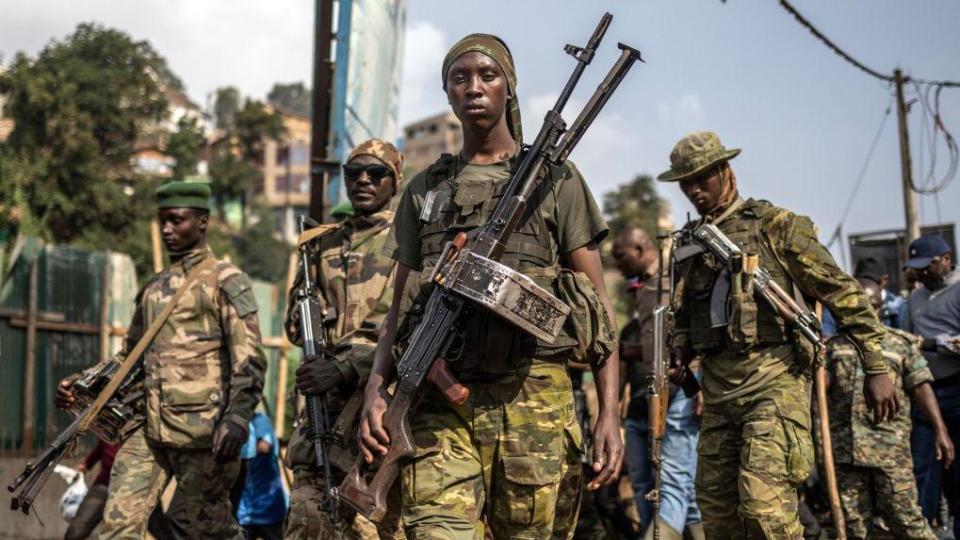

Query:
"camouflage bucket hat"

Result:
[[657, 131, 741, 182]]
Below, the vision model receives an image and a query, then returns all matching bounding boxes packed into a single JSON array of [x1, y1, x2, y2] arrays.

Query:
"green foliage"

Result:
[[166, 116, 204, 180], [602, 174, 664, 241], [267, 82, 311, 118], [214, 86, 241, 130], [0, 22, 168, 243], [208, 150, 259, 220], [233, 207, 290, 283], [234, 99, 286, 162]]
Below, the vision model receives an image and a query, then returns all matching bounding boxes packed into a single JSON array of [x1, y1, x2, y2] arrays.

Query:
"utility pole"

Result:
[[309, 0, 336, 222], [894, 68, 921, 242]]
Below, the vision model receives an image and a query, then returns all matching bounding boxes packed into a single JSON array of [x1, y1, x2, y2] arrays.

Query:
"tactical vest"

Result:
[[407, 154, 574, 375], [677, 199, 796, 354]]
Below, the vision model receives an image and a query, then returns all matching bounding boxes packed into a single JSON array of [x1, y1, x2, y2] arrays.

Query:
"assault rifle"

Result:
[[8, 359, 144, 514], [294, 215, 337, 513], [335, 12, 643, 522], [646, 305, 669, 539], [685, 223, 847, 539]]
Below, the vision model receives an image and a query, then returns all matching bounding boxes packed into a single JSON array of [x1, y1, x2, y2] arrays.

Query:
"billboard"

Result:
[[328, 0, 407, 206]]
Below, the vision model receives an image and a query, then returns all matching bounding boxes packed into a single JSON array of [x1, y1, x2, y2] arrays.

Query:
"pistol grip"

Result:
[[428, 358, 470, 406]]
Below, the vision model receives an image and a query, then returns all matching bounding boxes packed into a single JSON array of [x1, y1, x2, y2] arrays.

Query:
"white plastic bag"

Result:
[[53, 464, 88, 521]]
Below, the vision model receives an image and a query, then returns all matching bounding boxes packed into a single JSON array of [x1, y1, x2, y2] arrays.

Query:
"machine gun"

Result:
[[686, 222, 847, 539], [334, 12, 643, 522], [8, 359, 144, 514], [293, 215, 338, 514]]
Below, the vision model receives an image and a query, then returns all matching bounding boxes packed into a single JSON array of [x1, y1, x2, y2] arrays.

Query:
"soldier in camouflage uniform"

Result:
[[658, 132, 900, 539], [827, 276, 954, 540], [357, 34, 624, 539], [56, 182, 267, 539], [282, 139, 405, 540]]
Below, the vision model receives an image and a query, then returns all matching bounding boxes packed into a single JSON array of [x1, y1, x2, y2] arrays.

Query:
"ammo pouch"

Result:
[[554, 268, 617, 366], [726, 287, 758, 352]]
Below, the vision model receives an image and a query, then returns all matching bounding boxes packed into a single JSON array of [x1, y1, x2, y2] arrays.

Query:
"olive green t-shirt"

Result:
[[382, 157, 608, 270]]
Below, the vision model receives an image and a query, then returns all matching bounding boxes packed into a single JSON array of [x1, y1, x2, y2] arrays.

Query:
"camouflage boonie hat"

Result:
[[657, 131, 741, 182]]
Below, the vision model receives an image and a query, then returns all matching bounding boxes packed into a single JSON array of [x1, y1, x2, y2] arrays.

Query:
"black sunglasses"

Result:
[[343, 163, 392, 182]]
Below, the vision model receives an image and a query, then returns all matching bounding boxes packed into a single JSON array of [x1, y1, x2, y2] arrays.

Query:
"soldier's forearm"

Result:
[[912, 382, 949, 434]]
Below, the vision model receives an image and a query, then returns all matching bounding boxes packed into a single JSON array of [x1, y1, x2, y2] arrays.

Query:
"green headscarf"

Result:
[[441, 33, 523, 146]]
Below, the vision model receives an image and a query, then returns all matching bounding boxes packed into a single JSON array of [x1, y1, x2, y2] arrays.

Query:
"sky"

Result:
[[2, 0, 959, 266]]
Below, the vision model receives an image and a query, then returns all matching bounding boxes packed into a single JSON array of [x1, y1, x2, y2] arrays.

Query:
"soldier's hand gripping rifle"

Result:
[[687, 223, 847, 539], [335, 12, 643, 523], [294, 215, 337, 513], [8, 360, 144, 514]]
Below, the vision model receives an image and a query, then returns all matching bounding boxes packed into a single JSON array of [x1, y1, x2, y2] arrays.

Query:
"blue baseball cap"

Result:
[[904, 235, 951, 269]]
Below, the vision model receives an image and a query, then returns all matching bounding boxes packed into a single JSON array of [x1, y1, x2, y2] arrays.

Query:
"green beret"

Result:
[[156, 181, 211, 210]]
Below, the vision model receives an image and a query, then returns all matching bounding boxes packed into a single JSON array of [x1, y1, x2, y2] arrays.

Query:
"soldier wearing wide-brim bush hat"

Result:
[[155, 181, 212, 210], [661, 129, 901, 537], [656, 131, 740, 183]]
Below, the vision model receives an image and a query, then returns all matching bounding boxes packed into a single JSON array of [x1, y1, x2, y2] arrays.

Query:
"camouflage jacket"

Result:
[[122, 246, 266, 449], [285, 209, 396, 385], [284, 210, 396, 470], [827, 327, 933, 468], [672, 198, 888, 404]]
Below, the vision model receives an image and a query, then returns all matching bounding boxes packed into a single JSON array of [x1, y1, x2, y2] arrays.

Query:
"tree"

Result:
[[602, 174, 665, 241], [233, 206, 290, 283], [267, 82, 311, 118], [166, 116, 204, 180], [234, 99, 286, 162], [208, 149, 259, 221], [214, 86, 241, 130], [0, 22, 169, 243]]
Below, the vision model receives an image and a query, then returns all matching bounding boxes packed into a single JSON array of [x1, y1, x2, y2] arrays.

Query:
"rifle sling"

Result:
[[77, 257, 218, 433]]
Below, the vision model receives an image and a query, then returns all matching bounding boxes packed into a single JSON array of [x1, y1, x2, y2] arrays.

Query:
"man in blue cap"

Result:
[[902, 234, 960, 537]]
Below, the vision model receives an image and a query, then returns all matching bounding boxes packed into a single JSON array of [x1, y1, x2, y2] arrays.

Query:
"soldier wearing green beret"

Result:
[[357, 34, 622, 539], [56, 181, 267, 539], [659, 132, 900, 539]]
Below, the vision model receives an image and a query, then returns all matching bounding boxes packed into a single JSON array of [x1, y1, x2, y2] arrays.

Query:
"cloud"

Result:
[[0, 0, 313, 105], [521, 92, 659, 202], [397, 21, 448, 127], [656, 93, 705, 134]]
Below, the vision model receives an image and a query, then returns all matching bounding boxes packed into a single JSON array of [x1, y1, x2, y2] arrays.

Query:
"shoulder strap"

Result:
[[77, 257, 219, 433], [297, 223, 343, 248]]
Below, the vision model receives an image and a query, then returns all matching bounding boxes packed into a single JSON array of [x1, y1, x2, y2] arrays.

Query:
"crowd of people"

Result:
[[48, 30, 958, 540]]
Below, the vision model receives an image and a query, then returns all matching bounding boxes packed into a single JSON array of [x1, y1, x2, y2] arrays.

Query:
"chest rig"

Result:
[[413, 154, 574, 374], [676, 199, 796, 354]]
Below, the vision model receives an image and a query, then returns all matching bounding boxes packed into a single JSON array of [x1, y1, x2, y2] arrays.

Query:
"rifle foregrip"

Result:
[[427, 358, 470, 406]]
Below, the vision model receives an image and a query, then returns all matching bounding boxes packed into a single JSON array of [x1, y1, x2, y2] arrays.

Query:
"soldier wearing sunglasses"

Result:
[[283, 139, 405, 540]]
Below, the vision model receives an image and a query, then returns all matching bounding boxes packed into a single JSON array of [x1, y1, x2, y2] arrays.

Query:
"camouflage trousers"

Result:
[[837, 463, 936, 540], [100, 427, 242, 540], [696, 372, 814, 539], [401, 361, 584, 539], [283, 467, 404, 540]]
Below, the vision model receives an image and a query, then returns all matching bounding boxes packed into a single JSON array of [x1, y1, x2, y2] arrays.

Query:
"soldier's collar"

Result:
[[169, 245, 214, 271], [347, 209, 394, 232]]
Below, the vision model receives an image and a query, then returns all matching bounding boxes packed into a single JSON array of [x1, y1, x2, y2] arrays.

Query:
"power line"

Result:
[[777, 0, 892, 82], [777, 0, 960, 88], [826, 99, 894, 249]]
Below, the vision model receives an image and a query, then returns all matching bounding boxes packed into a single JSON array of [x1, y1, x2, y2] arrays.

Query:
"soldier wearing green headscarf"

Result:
[[55, 181, 267, 539], [356, 34, 623, 539], [659, 132, 900, 539]]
